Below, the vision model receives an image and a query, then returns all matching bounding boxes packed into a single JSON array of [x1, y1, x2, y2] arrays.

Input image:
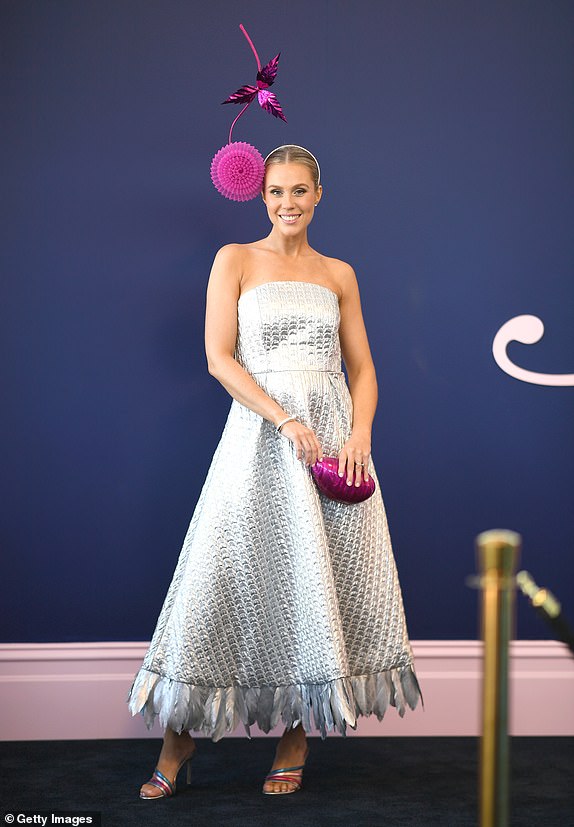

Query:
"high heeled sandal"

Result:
[[262, 750, 309, 795], [139, 750, 195, 799]]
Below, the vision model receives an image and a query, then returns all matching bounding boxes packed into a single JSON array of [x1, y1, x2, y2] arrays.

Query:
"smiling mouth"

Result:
[[279, 214, 302, 223]]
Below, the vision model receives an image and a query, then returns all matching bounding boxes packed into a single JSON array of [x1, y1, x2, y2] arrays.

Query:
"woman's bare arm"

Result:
[[336, 262, 378, 483], [204, 245, 322, 464], [205, 245, 288, 424]]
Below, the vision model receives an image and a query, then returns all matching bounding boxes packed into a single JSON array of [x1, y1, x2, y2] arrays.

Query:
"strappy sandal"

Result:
[[262, 750, 309, 795], [139, 750, 196, 799]]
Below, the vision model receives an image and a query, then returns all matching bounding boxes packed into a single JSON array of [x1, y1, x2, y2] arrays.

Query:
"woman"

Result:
[[128, 144, 421, 797]]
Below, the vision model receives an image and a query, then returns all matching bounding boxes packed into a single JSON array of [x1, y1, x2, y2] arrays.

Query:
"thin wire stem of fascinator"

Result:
[[264, 145, 321, 186], [210, 24, 287, 202], [227, 25, 262, 144]]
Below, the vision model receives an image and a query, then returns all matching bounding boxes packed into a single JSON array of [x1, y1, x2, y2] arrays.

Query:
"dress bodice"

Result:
[[235, 281, 342, 375]]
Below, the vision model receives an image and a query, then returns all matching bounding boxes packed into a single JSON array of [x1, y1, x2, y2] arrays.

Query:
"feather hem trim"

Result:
[[127, 666, 422, 742]]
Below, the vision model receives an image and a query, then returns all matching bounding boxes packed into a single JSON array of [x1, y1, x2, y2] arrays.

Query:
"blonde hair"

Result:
[[264, 145, 321, 189]]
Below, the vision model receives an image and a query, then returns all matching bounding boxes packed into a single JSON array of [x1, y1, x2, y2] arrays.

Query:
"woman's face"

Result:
[[262, 162, 321, 234]]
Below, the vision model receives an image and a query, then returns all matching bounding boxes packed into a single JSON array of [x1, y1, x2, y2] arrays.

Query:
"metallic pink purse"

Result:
[[310, 456, 376, 504]]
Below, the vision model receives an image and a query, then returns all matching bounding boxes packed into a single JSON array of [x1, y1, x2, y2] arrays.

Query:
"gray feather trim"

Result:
[[127, 665, 421, 741], [402, 666, 424, 710], [391, 670, 406, 717], [212, 689, 229, 741], [257, 686, 276, 733], [234, 685, 250, 723], [352, 675, 369, 715], [270, 686, 285, 730], [372, 673, 391, 719], [300, 684, 313, 733]]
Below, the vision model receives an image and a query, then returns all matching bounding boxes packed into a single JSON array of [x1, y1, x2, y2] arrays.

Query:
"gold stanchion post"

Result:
[[476, 529, 521, 827]]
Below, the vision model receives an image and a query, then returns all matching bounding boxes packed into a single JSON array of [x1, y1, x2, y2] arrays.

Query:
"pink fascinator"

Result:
[[211, 24, 287, 202]]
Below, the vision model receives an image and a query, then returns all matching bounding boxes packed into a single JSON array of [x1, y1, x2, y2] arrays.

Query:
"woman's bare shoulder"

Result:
[[212, 242, 249, 263], [213, 240, 269, 264], [321, 254, 358, 297], [207, 245, 245, 302]]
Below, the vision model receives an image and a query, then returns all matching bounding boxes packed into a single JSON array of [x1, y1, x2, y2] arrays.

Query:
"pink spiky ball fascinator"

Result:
[[211, 24, 287, 202]]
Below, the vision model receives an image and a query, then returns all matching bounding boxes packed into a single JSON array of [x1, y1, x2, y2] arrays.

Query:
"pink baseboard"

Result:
[[0, 640, 572, 741]]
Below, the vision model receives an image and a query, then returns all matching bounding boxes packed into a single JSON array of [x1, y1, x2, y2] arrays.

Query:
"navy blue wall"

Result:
[[2, 0, 573, 642]]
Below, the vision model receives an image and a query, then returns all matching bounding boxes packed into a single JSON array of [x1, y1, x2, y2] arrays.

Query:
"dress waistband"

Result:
[[250, 369, 344, 376]]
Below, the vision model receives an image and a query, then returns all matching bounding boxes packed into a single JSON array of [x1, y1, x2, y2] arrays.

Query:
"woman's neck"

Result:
[[264, 228, 312, 258]]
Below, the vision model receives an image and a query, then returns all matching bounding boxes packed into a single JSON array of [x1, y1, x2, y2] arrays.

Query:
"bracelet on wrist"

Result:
[[276, 414, 297, 433]]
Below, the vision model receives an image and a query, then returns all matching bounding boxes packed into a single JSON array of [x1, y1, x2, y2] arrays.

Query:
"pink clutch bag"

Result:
[[310, 456, 376, 504]]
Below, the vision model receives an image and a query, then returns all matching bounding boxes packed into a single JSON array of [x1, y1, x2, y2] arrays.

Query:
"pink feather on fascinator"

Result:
[[210, 25, 287, 202]]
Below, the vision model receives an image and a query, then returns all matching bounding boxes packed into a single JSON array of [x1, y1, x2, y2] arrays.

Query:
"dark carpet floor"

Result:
[[1, 737, 572, 827]]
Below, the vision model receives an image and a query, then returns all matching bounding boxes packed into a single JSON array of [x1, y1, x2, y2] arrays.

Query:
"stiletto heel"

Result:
[[140, 750, 196, 799]]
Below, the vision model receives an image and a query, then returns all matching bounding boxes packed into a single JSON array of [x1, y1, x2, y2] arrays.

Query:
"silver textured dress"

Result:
[[128, 280, 421, 741]]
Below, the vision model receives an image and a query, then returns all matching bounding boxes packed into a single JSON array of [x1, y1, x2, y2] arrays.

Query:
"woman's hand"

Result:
[[337, 429, 372, 486], [279, 420, 323, 467]]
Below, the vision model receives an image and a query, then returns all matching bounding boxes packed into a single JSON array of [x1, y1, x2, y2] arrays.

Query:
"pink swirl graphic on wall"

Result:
[[492, 315, 574, 387]]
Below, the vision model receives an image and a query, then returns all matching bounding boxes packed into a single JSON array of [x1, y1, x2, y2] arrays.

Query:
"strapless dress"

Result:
[[127, 281, 421, 740]]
